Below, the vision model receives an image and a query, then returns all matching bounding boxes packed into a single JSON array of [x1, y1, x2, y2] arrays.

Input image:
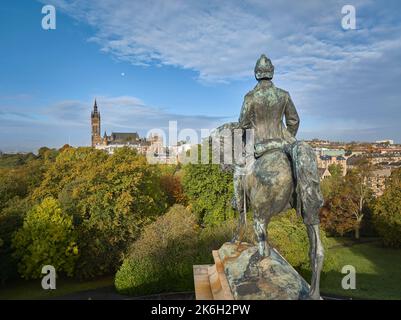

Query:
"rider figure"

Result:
[[233, 54, 323, 231], [231, 54, 324, 300]]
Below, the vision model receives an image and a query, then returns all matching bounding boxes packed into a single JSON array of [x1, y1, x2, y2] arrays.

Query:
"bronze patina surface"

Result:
[[213, 54, 325, 300]]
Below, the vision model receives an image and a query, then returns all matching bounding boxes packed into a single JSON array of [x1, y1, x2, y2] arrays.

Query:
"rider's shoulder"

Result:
[[244, 90, 255, 100], [246, 83, 263, 97], [274, 86, 290, 97]]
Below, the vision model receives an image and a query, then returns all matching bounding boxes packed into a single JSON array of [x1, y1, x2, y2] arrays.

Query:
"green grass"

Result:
[[0, 276, 114, 300], [321, 239, 401, 300]]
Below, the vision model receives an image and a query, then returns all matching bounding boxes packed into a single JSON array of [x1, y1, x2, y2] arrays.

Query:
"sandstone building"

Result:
[[90, 99, 160, 154]]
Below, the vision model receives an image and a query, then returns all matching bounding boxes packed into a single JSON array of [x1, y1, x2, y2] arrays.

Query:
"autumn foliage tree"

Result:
[[328, 163, 343, 178], [160, 171, 187, 206], [320, 159, 373, 239], [373, 168, 401, 247], [320, 178, 359, 237], [0, 146, 171, 279], [347, 159, 374, 239], [182, 163, 234, 226], [35, 147, 169, 278], [12, 197, 78, 279]]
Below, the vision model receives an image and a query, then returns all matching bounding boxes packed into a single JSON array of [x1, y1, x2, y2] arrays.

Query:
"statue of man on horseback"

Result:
[[221, 54, 325, 300]]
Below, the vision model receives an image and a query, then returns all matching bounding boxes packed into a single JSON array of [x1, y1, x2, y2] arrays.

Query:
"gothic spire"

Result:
[[94, 99, 98, 113]]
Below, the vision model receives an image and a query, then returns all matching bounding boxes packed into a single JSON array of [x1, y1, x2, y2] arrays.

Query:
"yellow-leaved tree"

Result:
[[12, 197, 78, 279]]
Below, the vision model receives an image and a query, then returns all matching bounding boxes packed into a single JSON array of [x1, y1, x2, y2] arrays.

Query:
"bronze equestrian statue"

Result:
[[215, 54, 324, 300]]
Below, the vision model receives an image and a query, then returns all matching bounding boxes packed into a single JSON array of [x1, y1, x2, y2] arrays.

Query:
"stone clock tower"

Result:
[[91, 99, 102, 147]]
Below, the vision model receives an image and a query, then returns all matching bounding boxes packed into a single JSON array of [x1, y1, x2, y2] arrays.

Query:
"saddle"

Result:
[[254, 139, 289, 158]]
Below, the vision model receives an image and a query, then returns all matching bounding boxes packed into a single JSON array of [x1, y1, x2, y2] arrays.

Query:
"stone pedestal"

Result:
[[194, 242, 310, 300]]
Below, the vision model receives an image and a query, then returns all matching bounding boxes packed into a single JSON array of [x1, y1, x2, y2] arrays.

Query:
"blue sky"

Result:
[[1, 0, 401, 152]]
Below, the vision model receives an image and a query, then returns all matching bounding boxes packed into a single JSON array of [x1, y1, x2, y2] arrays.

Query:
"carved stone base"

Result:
[[194, 242, 310, 300]]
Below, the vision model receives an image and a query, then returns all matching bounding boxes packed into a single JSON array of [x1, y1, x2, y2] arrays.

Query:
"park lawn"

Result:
[[0, 276, 114, 300], [321, 240, 401, 300]]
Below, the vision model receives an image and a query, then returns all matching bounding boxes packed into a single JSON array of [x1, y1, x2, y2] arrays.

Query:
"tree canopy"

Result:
[[373, 168, 401, 247]]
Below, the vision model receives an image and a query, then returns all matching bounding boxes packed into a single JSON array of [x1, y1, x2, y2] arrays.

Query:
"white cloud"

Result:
[[43, 0, 376, 82], [37, 0, 401, 142]]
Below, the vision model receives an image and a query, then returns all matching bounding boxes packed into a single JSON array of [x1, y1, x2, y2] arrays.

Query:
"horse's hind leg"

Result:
[[231, 171, 246, 244], [231, 209, 246, 244], [253, 213, 270, 257], [306, 224, 324, 300]]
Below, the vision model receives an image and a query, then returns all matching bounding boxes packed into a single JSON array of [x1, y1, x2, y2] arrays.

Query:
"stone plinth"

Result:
[[194, 242, 310, 300], [193, 250, 234, 300]]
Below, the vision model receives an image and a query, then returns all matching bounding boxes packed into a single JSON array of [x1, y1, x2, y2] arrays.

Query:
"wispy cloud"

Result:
[[42, 0, 381, 82], [0, 94, 227, 152], [38, 0, 401, 143], [45, 95, 227, 131]]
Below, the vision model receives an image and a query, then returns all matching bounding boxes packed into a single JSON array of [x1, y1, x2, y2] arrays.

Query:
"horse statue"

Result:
[[211, 54, 325, 300]]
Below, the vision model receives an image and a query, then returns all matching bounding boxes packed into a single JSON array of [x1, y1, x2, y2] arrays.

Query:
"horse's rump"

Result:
[[246, 149, 294, 216]]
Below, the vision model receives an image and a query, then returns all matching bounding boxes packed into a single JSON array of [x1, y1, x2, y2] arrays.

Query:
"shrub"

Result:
[[115, 205, 198, 295], [12, 197, 78, 279]]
